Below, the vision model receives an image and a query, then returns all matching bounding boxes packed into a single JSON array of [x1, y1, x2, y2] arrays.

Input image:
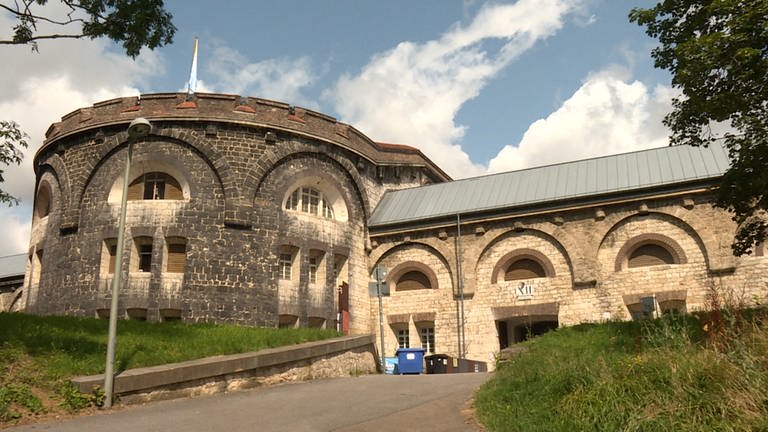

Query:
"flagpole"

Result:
[[187, 37, 199, 98]]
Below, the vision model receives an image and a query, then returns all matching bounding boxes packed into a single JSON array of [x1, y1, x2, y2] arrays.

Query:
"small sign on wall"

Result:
[[515, 281, 534, 300]]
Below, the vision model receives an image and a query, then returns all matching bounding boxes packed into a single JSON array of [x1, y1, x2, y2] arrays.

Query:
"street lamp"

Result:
[[103, 117, 151, 408]]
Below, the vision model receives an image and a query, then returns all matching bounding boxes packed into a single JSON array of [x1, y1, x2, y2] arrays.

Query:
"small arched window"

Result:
[[128, 172, 183, 200], [396, 271, 432, 291], [285, 186, 334, 218], [35, 185, 51, 219], [505, 258, 546, 281], [628, 244, 675, 268]]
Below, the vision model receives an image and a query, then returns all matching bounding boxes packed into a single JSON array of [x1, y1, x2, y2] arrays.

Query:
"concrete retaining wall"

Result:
[[72, 334, 378, 404]]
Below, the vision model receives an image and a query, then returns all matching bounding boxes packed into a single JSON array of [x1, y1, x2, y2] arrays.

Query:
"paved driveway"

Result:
[[9, 373, 489, 432]]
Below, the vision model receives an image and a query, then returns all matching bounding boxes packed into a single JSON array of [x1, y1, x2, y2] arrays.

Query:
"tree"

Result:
[[0, 121, 28, 206], [630, 0, 768, 256], [0, 0, 176, 206], [1, 0, 176, 57]]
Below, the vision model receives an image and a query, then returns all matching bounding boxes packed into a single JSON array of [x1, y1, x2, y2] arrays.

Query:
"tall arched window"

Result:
[[628, 243, 676, 268], [128, 172, 183, 200], [285, 186, 334, 218], [505, 258, 546, 281]]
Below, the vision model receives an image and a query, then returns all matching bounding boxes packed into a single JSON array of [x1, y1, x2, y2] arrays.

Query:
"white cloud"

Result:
[[0, 208, 31, 256], [328, 0, 580, 178], [0, 10, 165, 256], [205, 42, 317, 108], [487, 67, 674, 173]]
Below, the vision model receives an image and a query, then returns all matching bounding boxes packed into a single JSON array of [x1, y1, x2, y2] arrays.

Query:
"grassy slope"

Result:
[[476, 312, 768, 432], [0, 312, 339, 424]]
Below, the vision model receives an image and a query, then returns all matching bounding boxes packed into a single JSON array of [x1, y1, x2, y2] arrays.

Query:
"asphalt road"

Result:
[[9, 373, 489, 432]]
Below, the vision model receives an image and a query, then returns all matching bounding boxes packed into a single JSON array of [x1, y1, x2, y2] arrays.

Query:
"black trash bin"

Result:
[[425, 354, 450, 374]]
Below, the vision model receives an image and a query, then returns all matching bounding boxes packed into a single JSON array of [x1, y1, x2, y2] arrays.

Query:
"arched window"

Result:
[[628, 243, 675, 268], [127, 172, 183, 200], [285, 186, 334, 218], [396, 270, 432, 291], [505, 258, 546, 281], [35, 184, 51, 219]]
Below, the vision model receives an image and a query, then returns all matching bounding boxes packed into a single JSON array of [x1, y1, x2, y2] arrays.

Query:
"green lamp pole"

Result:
[[103, 117, 152, 409]]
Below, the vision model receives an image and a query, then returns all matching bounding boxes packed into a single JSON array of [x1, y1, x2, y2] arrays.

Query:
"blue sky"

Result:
[[0, 0, 674, 255]]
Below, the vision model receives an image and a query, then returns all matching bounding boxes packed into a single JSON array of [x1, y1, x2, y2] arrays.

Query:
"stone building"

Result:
[[22, 92, 767, 367]]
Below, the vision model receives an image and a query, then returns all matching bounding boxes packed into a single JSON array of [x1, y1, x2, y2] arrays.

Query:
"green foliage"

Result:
[[0, 312, 340, 424], [57, 382, 103, 412], [0, 384, 44, 422], [2, 0, 176, 57], [0, 120, 28, 206], [629, 0, 768, 255], [476, 311, 768, 432]]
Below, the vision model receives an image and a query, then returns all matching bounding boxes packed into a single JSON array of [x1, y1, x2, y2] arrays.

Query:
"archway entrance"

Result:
[[496, 316, 558, 349]]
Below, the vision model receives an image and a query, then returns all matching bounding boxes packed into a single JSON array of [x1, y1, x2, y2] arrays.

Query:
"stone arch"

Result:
[[370, 241, 454, 291], [598, 212, 707, 272], [596, 210, 711, 271], [80, 133, 227, 214], [614, 233, 687, 272], [106, 156, 193, 203], [490, 248, 557, 284], [247, 141, 372, 221], [476, 228, 573, 283], [36, 154, 72, 227], [386, 260, 440, 291]]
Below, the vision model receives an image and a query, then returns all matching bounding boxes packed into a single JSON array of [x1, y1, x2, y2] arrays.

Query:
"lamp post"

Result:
[[103, 117, 151, 409]]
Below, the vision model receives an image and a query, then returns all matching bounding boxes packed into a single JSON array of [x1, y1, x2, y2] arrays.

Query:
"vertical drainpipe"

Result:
[[456, 213, 465, 359]]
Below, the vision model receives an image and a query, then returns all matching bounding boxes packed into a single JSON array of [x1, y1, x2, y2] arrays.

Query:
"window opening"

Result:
[[505, 258, 546, 281], [396, 270, 432, 291], [284, 186, 334, 219], [279, 253, 293, 280], [166, 242, 186, 273], [628, 243, 675, 268], [128, 172, 183, 201], [138, 245, 152, 272], [397, 329, 410, 349], [308, 256, 318, 284], [419, 326, 435, 354]]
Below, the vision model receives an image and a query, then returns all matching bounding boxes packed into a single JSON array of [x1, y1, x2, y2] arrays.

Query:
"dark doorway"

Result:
[[513, 320, 558, 343], [497, 320, 509, 350]]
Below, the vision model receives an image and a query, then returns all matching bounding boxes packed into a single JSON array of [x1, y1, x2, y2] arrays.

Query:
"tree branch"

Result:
[[0, 2, 86, 26], [0, 33, 85, 44]]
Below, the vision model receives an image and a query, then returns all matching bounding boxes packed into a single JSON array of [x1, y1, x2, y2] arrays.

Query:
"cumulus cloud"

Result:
[[328, 0, 580, 178], [0, 9, 164, 255], [0, 208, 31, 257], [205, 42, 317, 108], [487, 67, 675, 173]]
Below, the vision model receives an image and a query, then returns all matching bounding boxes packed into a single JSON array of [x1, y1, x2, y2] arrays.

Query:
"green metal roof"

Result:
[[369, 143, 730, 227]]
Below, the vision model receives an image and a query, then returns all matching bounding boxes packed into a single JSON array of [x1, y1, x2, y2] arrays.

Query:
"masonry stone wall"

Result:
[[24, 93, 445, 328], [369, 192, 768, 368]]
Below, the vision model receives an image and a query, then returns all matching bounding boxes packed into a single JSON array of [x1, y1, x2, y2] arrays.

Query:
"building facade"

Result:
[[22, 92, 767, 367]]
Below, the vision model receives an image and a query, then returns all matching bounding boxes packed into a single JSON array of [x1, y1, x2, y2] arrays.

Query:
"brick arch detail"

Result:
[[475, 227, 574, 283], [490, 248, 557, 284], [36, 154, 73, 228], [385, 260, 440, 291], [370, 241, 454, 292], [596, 210, 711, 271], [247, 143, 372, 221], [79, 132, 229, 219], [614, 233, 687, 272]]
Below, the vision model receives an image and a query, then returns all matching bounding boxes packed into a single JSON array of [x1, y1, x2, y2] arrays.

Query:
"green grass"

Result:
[[476, 311, 768, 432], [0, 312, 340, 423]]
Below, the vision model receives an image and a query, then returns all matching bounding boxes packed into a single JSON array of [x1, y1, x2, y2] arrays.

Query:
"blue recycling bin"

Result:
[[396, 348, 425, 374]]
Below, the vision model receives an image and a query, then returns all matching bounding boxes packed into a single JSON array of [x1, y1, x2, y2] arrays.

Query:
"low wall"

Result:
[[72, 334, 378, 404]]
